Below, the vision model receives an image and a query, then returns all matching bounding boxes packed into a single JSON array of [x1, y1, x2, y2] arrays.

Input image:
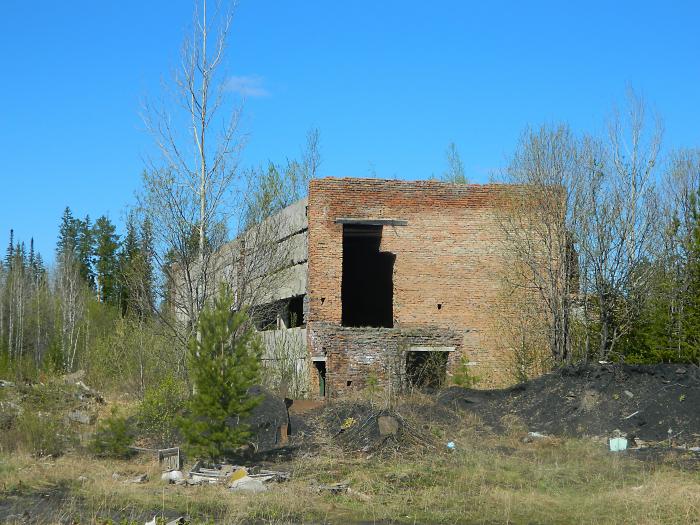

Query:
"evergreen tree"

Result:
[[94, 216, 120, 303], [5, 229, 14, 269], [76, 215, 95, 288], [57, 207, 79, 257], [179, 287, 262, 462]]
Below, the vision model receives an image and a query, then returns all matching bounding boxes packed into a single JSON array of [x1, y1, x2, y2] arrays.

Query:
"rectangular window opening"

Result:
[[341, 224, 395, 327], [253, 294, 306, 331]]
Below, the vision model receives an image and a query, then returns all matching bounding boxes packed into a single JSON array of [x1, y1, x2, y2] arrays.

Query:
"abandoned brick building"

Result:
[[221, 178, 542, 398]]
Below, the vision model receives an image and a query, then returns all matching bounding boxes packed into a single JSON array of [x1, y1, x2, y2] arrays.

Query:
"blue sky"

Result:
[[1, 1, 699, 262]]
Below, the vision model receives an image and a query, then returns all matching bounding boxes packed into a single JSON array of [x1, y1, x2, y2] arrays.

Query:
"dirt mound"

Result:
[[440, 363, 700, 443]]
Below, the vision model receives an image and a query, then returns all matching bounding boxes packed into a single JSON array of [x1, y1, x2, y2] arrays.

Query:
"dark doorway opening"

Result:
[[406, 351, 448, 390], [341, 224, 395, 327], [313, 360, 327, 397]]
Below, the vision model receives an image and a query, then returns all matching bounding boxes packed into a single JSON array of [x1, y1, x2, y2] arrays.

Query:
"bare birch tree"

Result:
[[576, 90, 662, 359], [140, 0, 242, 352]]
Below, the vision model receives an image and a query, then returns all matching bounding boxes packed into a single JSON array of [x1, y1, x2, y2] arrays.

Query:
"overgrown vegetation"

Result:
[[1, 408, 699, 524]]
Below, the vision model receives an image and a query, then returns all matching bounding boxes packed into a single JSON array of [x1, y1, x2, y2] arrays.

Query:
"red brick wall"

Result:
[[306, 178, 533, 394]]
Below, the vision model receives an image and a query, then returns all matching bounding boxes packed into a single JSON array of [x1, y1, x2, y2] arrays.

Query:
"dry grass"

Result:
[[1, 412, 699, 524]]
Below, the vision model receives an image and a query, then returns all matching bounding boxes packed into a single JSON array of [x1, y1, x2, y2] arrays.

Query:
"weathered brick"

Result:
[[306, 178, 535, 396]]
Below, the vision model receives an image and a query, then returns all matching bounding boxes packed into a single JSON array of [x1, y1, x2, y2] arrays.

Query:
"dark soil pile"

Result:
[[439, 363, 700, 444]]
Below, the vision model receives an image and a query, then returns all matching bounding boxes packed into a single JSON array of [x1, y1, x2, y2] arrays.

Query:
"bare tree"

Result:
[[576, 90, 662, 359], [441, 142, 468, 183], [500, 124, 582, 365], [140, 0, 242, 351], [55, 251, 85, 372]]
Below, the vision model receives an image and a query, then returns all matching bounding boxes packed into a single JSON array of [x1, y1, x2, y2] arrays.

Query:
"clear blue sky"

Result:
[[1, 1, 699, 263]]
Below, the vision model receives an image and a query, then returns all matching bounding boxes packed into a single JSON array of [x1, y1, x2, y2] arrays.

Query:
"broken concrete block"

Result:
[[377, 415, 399, 436], [161, 470, 185, 484], [229, 475, 268, 493]]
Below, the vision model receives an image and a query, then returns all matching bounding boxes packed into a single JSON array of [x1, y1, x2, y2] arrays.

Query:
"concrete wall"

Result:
[[307, 178, 534, 394]]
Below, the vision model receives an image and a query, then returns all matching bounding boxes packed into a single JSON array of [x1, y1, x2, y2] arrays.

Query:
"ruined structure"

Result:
[[219, 178, 545, 398]]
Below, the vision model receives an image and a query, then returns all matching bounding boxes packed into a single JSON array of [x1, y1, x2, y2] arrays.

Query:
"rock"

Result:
[[0, 380, 15, 388], [377, 415, 399, 436], [317, 482, 349, 494], [77, 475, 89, 483], [165, 518, 186, 525], [522, 431, 546, 443], [229, 475, 268, 493], [128, 474, 149, 484], [161, 470, 185, 484], [112, 473, 121, 480], [624, 390, 634, 398], [68, 410, 95, 425], [74, 381, 105, 404]]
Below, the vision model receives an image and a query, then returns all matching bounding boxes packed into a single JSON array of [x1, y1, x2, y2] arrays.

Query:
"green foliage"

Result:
[[452, 356, 480, 388], [17, 411, 69, 457], [94, 215, 120, 304], [136, 376, 186, 447], [91, 407, 135, 459], [179, 287, 262, 462]]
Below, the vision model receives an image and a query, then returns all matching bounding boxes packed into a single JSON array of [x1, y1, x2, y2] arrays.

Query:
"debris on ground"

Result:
[[316, 482, 349, 494], [316, 403, 437, 455], [229, 475, 267, 493], [127, 474, 149, 484], [185, 461, 290, 488]]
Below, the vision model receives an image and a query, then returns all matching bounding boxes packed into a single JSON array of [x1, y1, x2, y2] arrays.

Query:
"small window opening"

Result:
[[346, 380, 352, 387], [406, 351, 448, 391], [437, 303, 442, 310], [341, 224, 395, 327], [254, 294, 306, 330], [313, 361, 327, 397]]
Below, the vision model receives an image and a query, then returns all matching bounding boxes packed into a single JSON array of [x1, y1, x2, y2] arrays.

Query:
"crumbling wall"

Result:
[[308, 322, 463, 397], [307, 178, 536, 390]]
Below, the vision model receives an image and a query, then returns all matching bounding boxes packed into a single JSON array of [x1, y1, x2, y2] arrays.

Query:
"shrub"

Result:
[[137, 375, 186, 447], [17, 411, 70, 457], [91, 408, 135, 459], [451, 356, 480, 388]]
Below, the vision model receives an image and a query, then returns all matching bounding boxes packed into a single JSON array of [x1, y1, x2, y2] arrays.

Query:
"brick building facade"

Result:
[[304, 178, 533, 397]]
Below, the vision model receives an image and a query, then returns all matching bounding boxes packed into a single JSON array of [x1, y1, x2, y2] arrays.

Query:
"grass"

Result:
[[1, 411, 699, 525]]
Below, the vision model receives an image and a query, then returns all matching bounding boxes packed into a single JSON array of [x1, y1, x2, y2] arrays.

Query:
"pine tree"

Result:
[[5, 229, 14, 269], [76, 215, 95, 289], [94, 216, 120, 303], [57, 207, 79, 257], [179, 287, 262, 462]]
